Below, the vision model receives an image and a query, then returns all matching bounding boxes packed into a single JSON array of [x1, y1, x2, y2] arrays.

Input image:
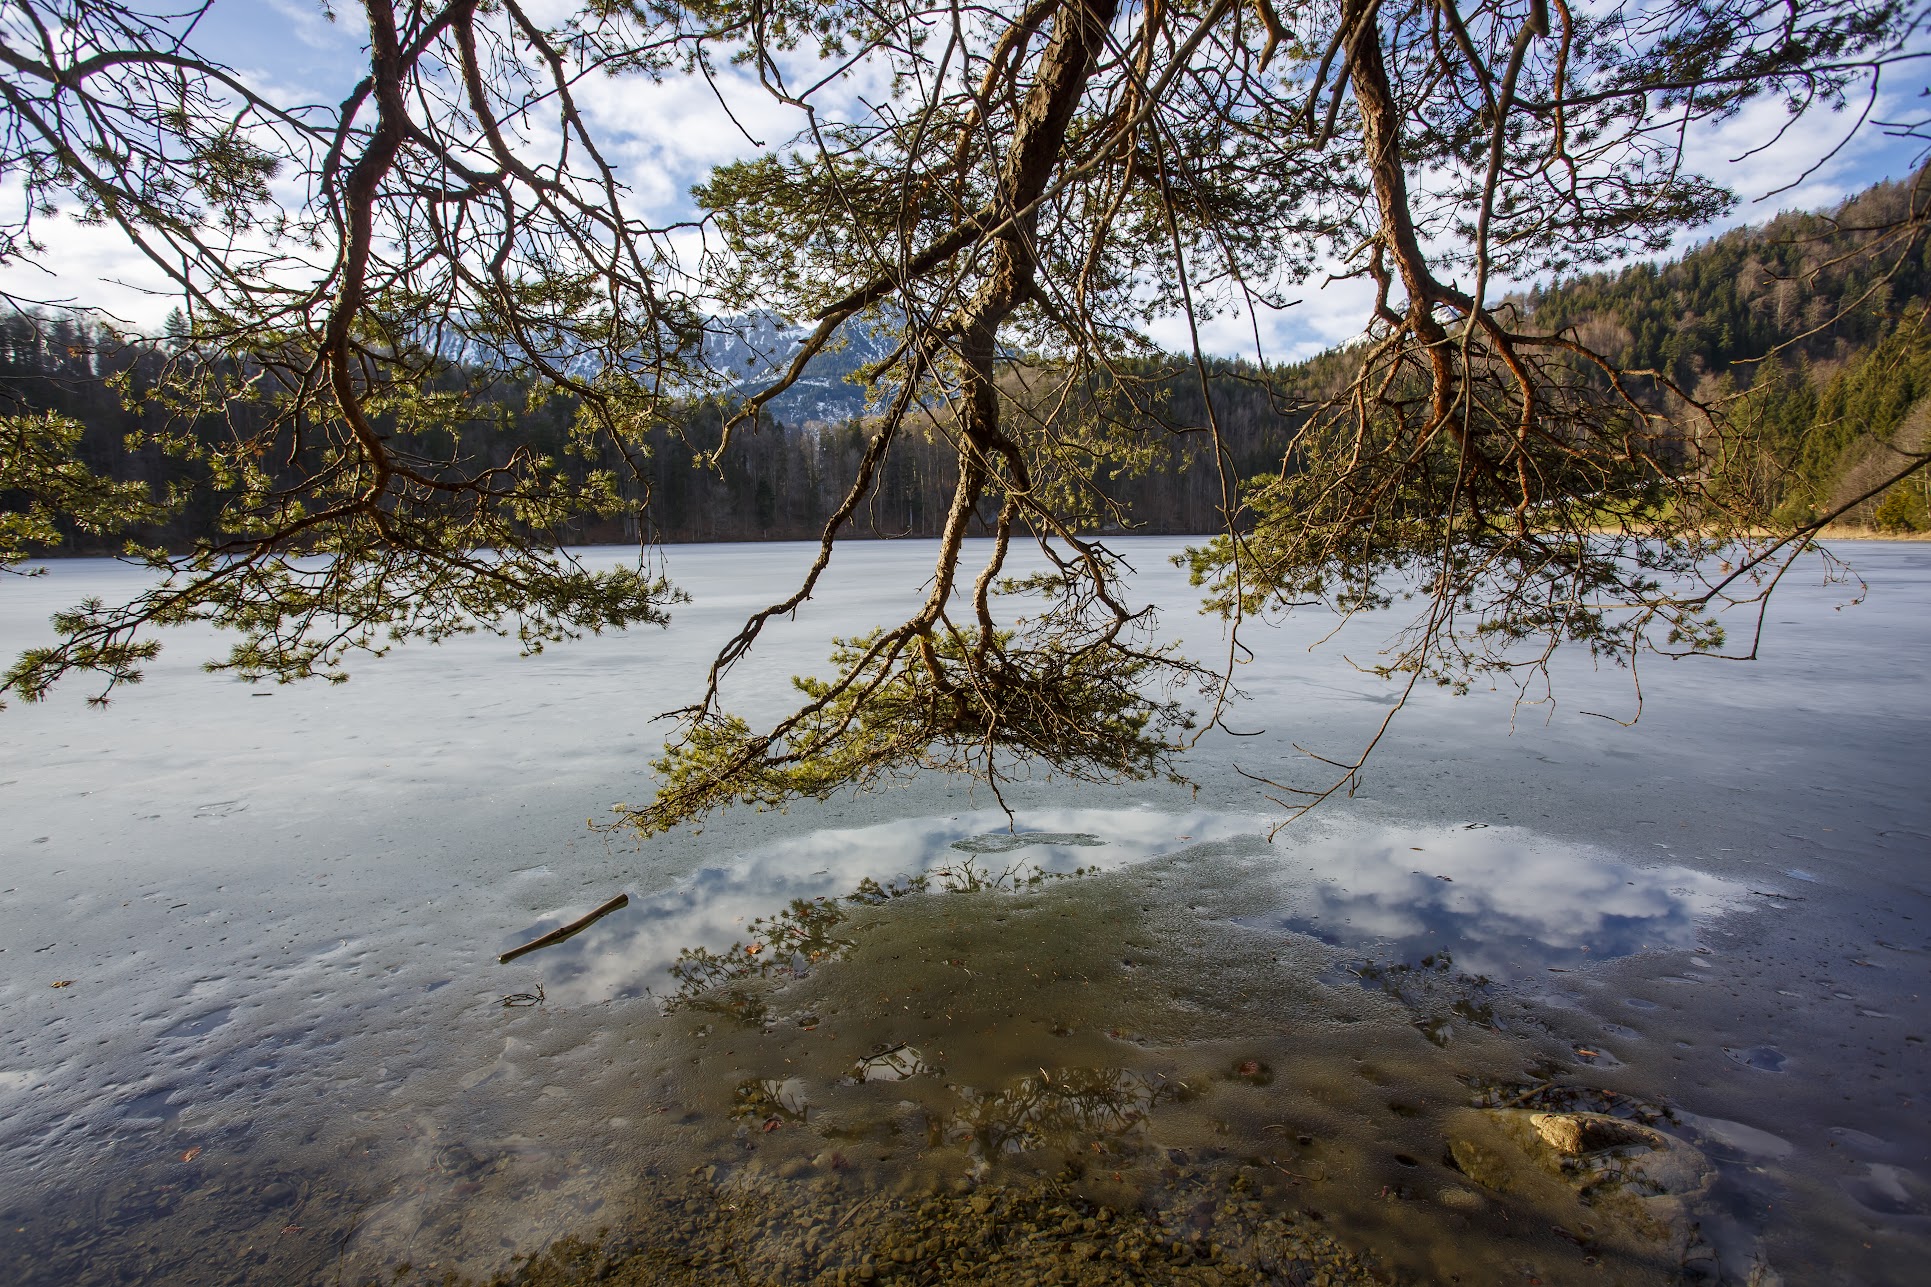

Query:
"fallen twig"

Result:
[[1502, 1081, 1555, 1108], [499, 893, 630, 964]]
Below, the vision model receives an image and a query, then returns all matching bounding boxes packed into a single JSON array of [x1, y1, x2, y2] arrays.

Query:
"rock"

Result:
[[1446, 1136, 1520, 1193], [1530, 1111, 1654, 1156], [853, 1044, 930, 1083], [256, 1180, 298, 1208], [1484, 1110, 1714, 1201], [1449, 1108, 1715, 1258]]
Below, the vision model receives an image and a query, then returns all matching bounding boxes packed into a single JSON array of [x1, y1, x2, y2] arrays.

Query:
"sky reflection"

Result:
[[508, 811, 1750, 1004], [1252, 823, 1746, 979], [503, 808, 1261, 1004]]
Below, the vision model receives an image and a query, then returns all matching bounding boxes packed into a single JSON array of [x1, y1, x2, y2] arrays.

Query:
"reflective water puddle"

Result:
[[507, 813, 1749, 1008], [503, 807, 1262, 1005], [506, 814, 1789, 1287]]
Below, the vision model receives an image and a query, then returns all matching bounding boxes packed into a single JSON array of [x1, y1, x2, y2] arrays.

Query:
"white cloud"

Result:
[[261, 0, 360, 54], [1685, 83, 1926, 228], [0, 205, 187, 330], [3, 19, 1921, 351], [1142, 266, 1379, 367]]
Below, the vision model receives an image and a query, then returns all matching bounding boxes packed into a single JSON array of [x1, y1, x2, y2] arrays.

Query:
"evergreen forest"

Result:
[[4, 172, 1928, 554]]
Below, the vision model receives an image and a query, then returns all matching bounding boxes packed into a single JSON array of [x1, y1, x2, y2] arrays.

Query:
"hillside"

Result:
[[1517, 172, 1931, 531], [3, 172, 1927, 551], [0, 313, 1303, 548]]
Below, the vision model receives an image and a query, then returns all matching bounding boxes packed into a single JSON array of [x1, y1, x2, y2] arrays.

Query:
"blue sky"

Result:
[[10, 0, 1928, 360]]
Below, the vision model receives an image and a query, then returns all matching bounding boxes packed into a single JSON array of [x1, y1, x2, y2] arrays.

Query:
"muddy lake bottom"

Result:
[[1, 540, 1927, 1285]]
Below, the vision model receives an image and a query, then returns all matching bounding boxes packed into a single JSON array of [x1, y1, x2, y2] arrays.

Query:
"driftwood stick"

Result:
[[499, 893, 630, 964]]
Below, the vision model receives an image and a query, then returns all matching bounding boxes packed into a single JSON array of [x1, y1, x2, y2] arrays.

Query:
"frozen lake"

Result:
[[0, 538, 1926, 1284]]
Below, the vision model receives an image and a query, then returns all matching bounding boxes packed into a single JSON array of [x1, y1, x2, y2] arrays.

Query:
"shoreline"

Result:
[[15, 524, 1930, 563], [1813, 524, 1931, 540]]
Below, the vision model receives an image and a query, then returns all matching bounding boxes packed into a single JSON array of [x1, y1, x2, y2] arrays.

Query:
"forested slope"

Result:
[[4, 174, 1927, 552], [1517, 173, 1931, 531], [0, 314, 1301, 548]]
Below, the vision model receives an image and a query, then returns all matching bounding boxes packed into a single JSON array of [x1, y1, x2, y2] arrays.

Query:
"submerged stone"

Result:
[[853, 1044, 930, 1083]]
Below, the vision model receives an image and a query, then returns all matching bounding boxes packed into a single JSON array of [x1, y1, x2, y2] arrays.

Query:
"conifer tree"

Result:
[[2, 0, 1926, 824]]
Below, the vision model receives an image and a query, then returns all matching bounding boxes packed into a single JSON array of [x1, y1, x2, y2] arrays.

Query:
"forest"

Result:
[[5, 171, 1927, 553], [0, 310, 1309, 547], [1521, 173, 1931, 532]]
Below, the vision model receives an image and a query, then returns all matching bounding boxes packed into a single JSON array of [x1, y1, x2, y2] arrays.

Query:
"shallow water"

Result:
[[1, 539, 1927, 1284], [511, 807, 1261, 1007]]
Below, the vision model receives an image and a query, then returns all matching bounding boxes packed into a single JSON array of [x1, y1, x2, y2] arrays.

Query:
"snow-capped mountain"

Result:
[[703, 310, 903, 426]]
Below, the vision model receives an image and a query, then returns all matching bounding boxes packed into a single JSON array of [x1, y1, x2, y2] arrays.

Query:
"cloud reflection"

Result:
[[505, 812, 1748, 1005], [1255, 823, 1745, 979], [505, 808, 1260, 1004]]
